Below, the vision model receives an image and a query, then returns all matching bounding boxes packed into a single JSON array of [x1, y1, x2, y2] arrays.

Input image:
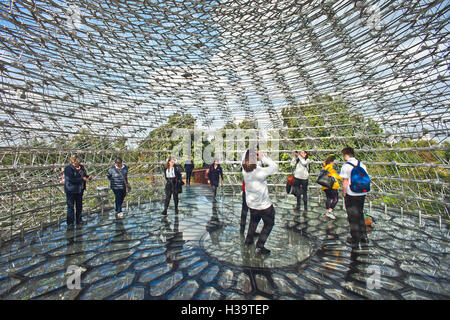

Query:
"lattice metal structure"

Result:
[[0, 0, 449, 239]]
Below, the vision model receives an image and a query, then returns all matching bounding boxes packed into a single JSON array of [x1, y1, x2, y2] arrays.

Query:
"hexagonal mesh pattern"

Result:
[[0, 0, 448, 239]]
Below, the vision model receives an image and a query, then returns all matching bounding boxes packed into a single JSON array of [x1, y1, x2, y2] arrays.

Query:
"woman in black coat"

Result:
[[64, 155, 92, 229], [162, 156, 184, 215], [207, 159, 224, 202]]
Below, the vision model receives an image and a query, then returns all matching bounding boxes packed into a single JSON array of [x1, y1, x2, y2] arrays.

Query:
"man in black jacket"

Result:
[[207, 159, 224, 202], [184, 159, 194, 186]]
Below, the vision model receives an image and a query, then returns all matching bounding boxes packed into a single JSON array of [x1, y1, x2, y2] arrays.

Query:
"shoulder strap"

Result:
[[346, 161, 356, 167], [114, 166, 128, 183]]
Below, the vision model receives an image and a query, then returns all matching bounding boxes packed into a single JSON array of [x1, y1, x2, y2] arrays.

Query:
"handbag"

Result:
[[287, 174, 295, 186], [115, 167, 131, 192], [316, 170, 335, 189]]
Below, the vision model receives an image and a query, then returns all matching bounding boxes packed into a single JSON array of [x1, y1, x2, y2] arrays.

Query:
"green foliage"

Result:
[[280, 94, 383, 151], [137, 112, 196, 166]]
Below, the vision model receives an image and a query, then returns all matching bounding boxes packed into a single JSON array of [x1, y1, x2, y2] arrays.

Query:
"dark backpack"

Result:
[[316, 169, 335, 189], [346, 161, 370, 193]]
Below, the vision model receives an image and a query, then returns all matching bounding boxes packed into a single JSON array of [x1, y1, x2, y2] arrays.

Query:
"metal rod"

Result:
[[419, 210, 422, 226]]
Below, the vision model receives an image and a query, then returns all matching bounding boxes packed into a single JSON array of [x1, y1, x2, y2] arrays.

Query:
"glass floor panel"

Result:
[[0, 186, 448, 300]]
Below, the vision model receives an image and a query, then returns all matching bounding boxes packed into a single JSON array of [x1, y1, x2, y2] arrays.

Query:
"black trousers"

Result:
[[186, 170, 193, 185], [345, 195, 367, 241], [246, 205, 275, 248], [113, 188, 127, 213], [294, 178, 308, 209], [164, 178, 179, 212], [240, 191, 249, 228], [211, 183, 218, 199], [324, 189, 339, 210], [66, 193, 83, 225]]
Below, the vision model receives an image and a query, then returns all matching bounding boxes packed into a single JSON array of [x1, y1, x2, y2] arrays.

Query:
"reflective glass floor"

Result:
[[0, 186, 448, 300]]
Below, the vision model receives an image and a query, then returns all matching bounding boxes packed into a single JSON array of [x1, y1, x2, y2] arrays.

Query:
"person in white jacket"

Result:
[[290, 150, 311, 212], [242, 148, 278, 254]]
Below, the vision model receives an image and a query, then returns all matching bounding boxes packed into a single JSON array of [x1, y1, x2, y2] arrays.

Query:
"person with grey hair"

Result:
[[107, 157, 129, 218]]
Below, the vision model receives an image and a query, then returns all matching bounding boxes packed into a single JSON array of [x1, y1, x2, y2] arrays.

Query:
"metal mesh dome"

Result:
[[0, 0, 449, 238]]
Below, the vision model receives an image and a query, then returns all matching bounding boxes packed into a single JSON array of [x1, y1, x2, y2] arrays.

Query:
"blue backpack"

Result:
[[347, 161, 371, 193]]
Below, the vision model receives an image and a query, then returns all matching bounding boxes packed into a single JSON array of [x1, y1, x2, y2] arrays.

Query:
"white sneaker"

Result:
[[117, 212, 124, 219], [326, 212, 336, 220]]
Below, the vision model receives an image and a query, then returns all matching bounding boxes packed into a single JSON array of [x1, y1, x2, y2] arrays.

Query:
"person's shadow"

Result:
[[239, 233, 276, 299], [162, 213, 185, 271], [63, 227, 86, 294], [206, 201, 223, 235]]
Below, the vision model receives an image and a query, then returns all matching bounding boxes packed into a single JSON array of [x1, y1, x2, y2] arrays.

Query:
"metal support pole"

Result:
[[138, 196, 141, 208], [401, 207, 403, 220], [384, 203, 387, 215], [369, 201, 372, 214], [419, 210, 422, 226]]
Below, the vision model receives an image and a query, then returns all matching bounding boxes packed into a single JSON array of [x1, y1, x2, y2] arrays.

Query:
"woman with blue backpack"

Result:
[[339, 147, 371, 247]]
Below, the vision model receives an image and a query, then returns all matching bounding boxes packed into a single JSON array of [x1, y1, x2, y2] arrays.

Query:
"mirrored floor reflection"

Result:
[[0, 185, 448, 300]]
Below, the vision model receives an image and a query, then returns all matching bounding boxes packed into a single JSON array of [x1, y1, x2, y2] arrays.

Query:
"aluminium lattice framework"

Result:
[[0, 0, 448, 239]]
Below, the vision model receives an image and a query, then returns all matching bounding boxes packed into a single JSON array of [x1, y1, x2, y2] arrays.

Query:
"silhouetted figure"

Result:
[[207, 159, 224, 202], [184, 159, 194, 186]]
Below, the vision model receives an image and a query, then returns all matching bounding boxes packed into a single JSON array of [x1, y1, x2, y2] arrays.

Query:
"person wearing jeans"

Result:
[[107, 157, 129, 218], [242, 149, 278, 254], [340, 147, 369, 247]]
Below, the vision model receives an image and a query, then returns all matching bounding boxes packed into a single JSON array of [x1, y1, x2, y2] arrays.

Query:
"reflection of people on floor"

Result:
[[184, 159, 194, 186], [315, 224, 345, 272], [206, 201, 223, 237], [114, 214, 128, 241], [64, 228, 86, 292], [344, 246, 364, 283], [240, 180, 249, 233], [161, 214, 185, 271], [239, 235, 276, 298]]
